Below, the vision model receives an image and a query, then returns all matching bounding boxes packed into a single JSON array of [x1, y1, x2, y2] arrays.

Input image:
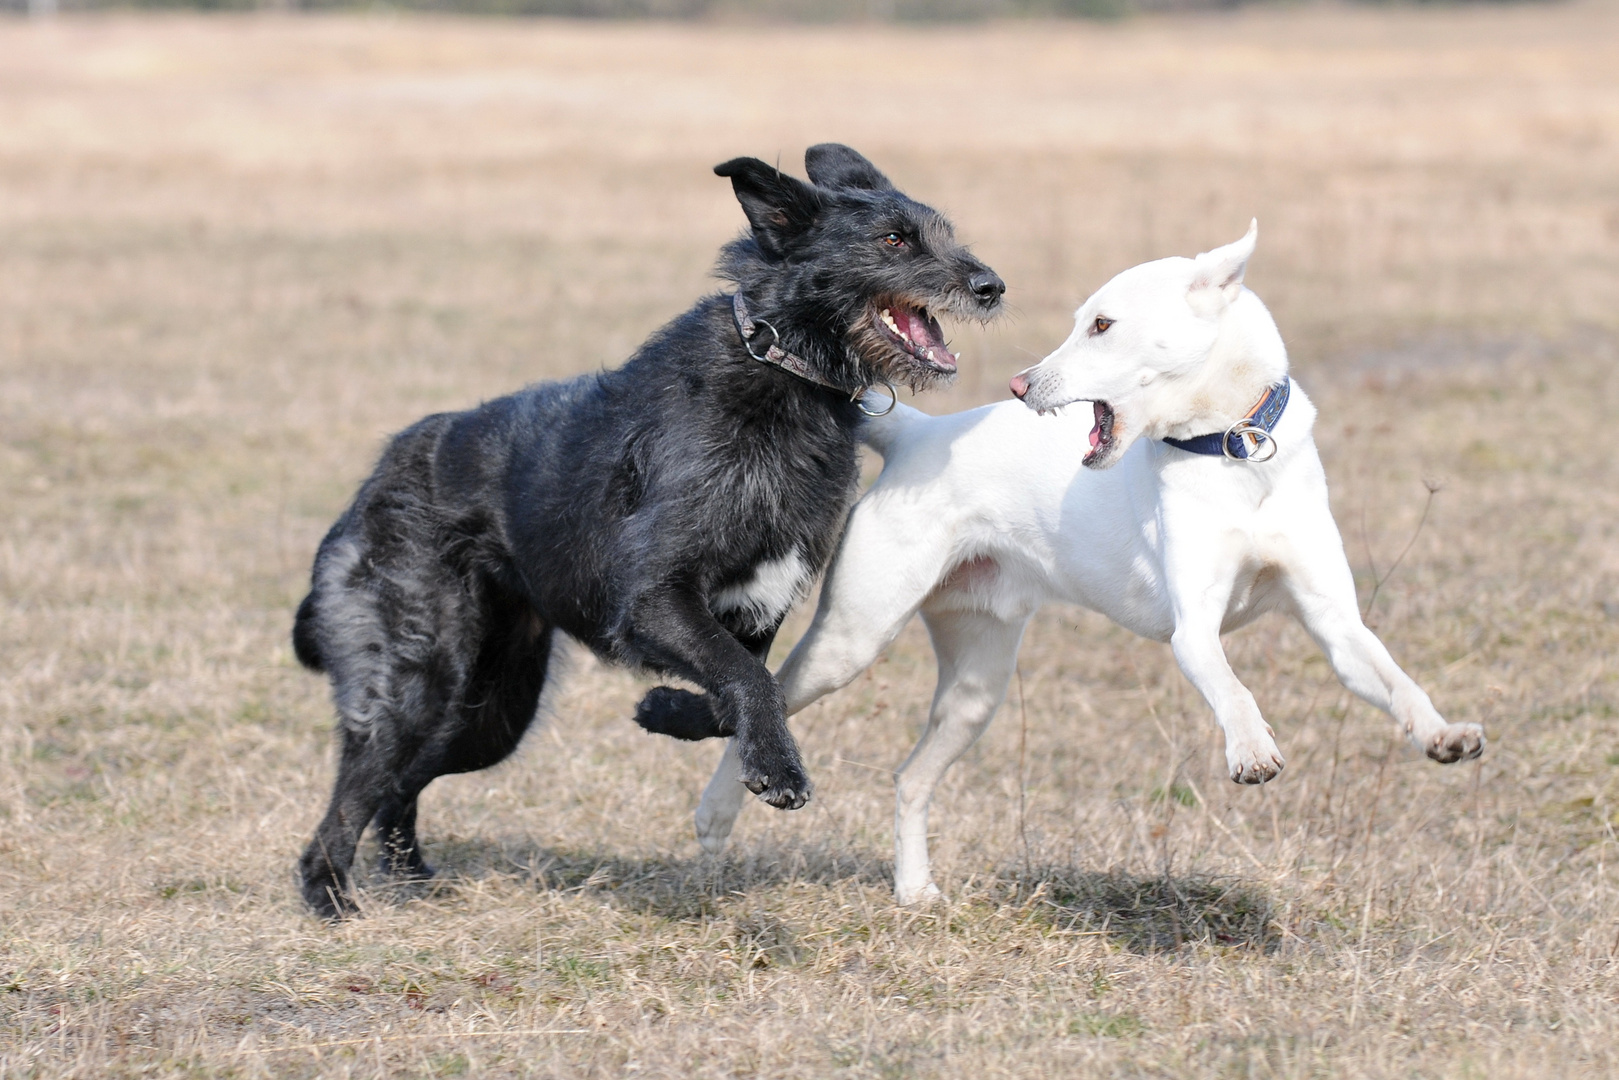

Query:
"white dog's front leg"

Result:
[[1283, 541, 1484, 763], [1170, 619, 1287, 784], [1162, 533, 1286, 783], [692, 487, 957, 856]]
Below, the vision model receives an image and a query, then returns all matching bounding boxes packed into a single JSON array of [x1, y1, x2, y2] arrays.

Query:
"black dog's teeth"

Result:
[[878, 305, 954, 368]]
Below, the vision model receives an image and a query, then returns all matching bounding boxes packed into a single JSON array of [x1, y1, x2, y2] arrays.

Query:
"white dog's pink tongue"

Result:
[[1089, 402, 1105, 449]]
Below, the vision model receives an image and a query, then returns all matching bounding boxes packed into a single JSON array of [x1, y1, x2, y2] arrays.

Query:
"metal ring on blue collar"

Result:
[[742, 317, 780, 365], [856, 380, 898, 417], [1223, 419, 1279, 463]]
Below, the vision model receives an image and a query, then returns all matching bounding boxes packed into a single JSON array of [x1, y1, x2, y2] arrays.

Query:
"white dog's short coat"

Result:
[[695, 223, 1485, 904]]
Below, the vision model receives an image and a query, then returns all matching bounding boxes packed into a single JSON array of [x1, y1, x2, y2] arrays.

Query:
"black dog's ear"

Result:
[[804, 144, 894, 193], [714, 157, 823, 259]]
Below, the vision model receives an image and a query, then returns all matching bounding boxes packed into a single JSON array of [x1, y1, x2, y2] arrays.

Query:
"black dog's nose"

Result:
[[969, 270, 1005, 304]]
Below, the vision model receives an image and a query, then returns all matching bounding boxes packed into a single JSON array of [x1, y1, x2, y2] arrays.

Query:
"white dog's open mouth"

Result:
[[1083, 400, 1116, 467]]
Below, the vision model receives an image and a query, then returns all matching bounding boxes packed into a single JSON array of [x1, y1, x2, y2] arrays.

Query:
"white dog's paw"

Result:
[[1424, 722, 1485, 764], [894, 880, 943, 906], [694, 808, 734, 855], [1227, 737, 1286, 785]]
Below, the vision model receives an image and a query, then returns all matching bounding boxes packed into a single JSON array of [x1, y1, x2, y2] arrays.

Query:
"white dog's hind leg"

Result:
[[773, 563, 945, 716], [891, 607, 1028, 904], [693, 492, 956, 855], [695, 738, 748, 854]]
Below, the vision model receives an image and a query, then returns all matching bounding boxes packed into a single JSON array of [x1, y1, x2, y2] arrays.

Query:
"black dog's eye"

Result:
[[880, 232, 906, 248], [1092, 317, 1115, 335]]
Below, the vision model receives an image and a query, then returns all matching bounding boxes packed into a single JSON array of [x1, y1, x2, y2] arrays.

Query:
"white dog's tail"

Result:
[[857, 398, 928, 459]]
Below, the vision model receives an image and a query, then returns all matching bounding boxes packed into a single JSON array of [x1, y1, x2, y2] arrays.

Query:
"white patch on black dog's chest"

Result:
[[710, 550, 811, 633]]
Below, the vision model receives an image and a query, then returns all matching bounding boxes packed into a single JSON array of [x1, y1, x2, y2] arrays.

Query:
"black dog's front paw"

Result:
[[737, 744, 813, 810], [634, 686, 733, 741]]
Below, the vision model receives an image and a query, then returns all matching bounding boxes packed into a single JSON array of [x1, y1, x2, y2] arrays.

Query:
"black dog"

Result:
[[291, 144, 1004, 917]]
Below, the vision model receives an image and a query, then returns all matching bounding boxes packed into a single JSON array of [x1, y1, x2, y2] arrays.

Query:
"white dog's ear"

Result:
[[1187, 219, 1258, 316]]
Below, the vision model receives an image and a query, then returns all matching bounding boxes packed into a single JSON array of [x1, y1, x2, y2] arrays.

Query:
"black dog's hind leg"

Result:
[[372, 610, 556, 884], [300, 723, 413, 919], [634, 625, 776, 742], [627, 598, 807, 808], [374, 795, 433, 880]]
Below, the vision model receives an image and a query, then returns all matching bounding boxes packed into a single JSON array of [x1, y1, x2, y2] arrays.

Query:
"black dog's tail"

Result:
[[633, 686, 732, 741], [292, 592, 325, 672]]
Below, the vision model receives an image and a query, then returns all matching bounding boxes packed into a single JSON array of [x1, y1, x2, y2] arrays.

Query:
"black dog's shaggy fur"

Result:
[[291, 145, 1004, 918]]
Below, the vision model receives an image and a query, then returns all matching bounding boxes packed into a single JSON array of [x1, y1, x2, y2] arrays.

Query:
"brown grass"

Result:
[[3, 5, 1619, 1077]]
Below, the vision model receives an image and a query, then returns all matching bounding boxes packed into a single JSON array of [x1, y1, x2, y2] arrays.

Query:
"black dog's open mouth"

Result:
[[1083, 400, 1116, 467], [873, 301, 958, 374]]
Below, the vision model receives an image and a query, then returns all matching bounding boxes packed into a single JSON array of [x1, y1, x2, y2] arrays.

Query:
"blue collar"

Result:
[[1163, 377, 1290, 461]]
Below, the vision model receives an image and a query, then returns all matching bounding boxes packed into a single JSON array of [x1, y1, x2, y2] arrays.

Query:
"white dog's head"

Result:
[[1010, 221, 1262, 469]]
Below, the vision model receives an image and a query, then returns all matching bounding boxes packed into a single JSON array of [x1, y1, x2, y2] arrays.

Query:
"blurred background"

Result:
[[1, 2, 1617, 1076], [9, 0, 1266, 20]]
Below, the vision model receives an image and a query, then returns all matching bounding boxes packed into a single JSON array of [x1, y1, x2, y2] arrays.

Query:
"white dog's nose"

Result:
[[1008, 373, 1030, 399]]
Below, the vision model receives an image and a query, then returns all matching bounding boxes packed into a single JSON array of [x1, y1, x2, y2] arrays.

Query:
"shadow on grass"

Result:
[[363, 835, 888, 920], [1013, 866, 1280, 953], [356, 835, 1276, 950]]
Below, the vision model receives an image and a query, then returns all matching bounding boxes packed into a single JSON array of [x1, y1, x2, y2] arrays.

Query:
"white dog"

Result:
[[693, 222, 1485, 904]]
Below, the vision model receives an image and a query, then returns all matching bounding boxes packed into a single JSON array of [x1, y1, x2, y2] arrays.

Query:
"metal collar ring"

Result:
[[1223, 419, 1279, 463], [736, 297, 892, 414], [856, 381, 898, 418], [742, 316, 781, 365]]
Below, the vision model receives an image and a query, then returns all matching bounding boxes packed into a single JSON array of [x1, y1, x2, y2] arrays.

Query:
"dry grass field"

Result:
[[2, 4, 1619, 1076]]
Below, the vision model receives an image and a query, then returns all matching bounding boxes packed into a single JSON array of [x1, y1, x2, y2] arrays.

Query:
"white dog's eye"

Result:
[[1092, 317, 1115, 335]]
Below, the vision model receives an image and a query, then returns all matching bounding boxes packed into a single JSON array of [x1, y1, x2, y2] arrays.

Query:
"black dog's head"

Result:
[[715, 144, 1005, 394]]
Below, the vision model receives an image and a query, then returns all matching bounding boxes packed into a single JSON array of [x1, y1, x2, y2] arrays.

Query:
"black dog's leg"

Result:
[[366, 742, 475, 885], [367, 742, 461, 883], [300, 725, 405, 919], [373, 613, 555, 884], [634, 687, 725, 740], [628, 597, 807, 808], [374, 794, 433, 881], [634, 625, 777, 742]]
